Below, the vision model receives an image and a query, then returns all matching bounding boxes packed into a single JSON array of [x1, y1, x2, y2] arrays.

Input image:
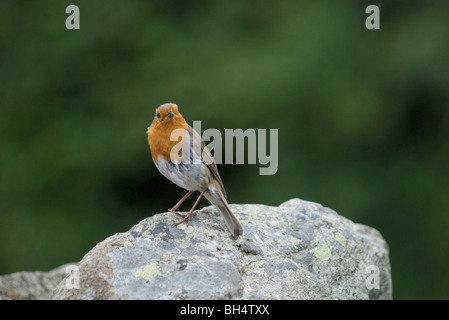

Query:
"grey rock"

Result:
[[51, 198, 392, 299], [0, 263, 73, 300]]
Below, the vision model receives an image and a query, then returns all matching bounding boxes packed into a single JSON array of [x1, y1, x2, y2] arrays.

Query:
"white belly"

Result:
[[154, 157, 210, 191]]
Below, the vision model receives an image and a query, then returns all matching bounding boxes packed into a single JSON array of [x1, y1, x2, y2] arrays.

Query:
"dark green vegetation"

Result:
[[1, 1, 448, 299]]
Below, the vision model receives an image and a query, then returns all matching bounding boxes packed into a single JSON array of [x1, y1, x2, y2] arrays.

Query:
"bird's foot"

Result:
[[168, 209, 194, 219], [173, 211, 197, 226]]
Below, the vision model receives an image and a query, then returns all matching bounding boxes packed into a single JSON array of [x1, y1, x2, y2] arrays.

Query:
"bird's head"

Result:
[[147, 102, 187, 133], [155, 103, 183, 122]]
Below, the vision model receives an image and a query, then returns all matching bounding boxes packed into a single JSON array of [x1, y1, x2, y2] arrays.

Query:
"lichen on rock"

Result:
[[48, 198, 392, 300]]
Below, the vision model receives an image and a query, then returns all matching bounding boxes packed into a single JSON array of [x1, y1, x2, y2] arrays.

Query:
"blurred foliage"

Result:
[[1, 0, 448, 299]]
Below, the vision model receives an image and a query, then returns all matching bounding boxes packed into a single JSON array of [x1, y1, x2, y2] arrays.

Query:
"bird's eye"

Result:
[[156, 113, 160, 119], [168, 112, 174, 117]]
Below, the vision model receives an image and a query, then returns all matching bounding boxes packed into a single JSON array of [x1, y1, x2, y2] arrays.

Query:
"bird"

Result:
[[147, 102, 243, 238]]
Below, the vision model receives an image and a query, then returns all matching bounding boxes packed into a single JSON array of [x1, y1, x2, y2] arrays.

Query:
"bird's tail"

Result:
[[205, 187, 243, 238]]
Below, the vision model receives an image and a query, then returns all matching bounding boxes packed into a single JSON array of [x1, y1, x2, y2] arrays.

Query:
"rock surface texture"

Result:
[[51, 198, 392, 299], [0, 264, 70, 300]]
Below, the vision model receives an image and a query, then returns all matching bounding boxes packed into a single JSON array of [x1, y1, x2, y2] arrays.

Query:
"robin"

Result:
[[147, 103, 243, 238]]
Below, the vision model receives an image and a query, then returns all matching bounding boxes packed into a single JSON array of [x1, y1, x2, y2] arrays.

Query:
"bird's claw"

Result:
[[173, 211, 197, 226]]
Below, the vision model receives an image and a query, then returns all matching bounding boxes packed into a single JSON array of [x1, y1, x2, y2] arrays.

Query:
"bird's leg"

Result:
[[168, 190, 193, 217], [174, 189, 206, 226]]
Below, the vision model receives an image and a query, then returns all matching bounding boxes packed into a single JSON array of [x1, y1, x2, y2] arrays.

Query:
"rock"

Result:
[[0, 264, 72, 300], [51, 198, 392, 300]]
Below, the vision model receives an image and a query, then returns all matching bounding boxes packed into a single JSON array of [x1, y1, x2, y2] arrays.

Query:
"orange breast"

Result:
[[147, 119, 188, 162]]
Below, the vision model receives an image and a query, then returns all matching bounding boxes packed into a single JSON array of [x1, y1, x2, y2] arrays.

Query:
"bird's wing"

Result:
[[187, 125, 227, 197]]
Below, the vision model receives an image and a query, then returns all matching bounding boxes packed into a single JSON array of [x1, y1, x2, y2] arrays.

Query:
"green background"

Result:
[[1, 1, 448, 299]]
